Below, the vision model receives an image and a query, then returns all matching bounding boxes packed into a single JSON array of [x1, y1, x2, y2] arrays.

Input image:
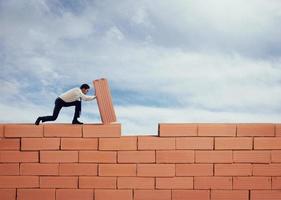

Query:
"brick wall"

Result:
[[0, 123, 281, 200]]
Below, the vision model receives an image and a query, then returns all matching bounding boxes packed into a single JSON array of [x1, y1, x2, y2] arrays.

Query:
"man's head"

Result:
[[80, 83, 90, 94]]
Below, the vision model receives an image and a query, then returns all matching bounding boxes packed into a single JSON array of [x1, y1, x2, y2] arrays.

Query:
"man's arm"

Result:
[[81, 94, 96, 101], [78, 89, 96, 101]]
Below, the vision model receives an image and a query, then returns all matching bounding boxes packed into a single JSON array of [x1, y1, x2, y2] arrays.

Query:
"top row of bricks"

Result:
[[0, 124, 121, 138], [159, 123, 280, 137], [0, 123, 280, 138]]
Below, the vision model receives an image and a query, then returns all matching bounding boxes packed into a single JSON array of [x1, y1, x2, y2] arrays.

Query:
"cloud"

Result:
[[0, 0, 280, 134], [142, 0, 281, 57]]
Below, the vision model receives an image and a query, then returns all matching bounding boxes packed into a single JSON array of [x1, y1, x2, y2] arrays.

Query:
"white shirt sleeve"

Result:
[[78, 89, 96, 101]]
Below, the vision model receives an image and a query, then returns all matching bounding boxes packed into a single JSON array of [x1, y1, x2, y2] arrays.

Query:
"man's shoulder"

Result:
[[69, 87, 80, 92], [63, 87, 81, 94], [73, 87, 81, 91]]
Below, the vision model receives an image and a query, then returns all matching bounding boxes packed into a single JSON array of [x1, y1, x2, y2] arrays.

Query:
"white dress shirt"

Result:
[[59, 87, 96, 102]]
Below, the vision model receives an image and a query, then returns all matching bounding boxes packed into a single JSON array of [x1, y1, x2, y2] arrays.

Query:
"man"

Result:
[[35, 84, 96, 125]]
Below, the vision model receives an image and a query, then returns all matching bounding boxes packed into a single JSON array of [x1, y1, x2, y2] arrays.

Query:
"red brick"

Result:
[[176, 137, 213, 150], [138, 136, 175, 150], [253, 164, 281, 176], [99, 137, 137, 150], [79, 177, 116, 189], [0, 164, 19, 175], [95, 189, 132, 200], [215, 137, 252, 150], [254, 137, 281, 149], [0, 176, 39, 188], [272, 150, 281, 163], [0, 139, 20, 150], [233, 177, 271, 189], [83, 124, 121, 137], [4, 124, 43, 137], [0, 125, 4, 138], [117, 177, 154, 189], [56, 189, 93, 200], [251, 190, 281, 200], [40, 151, 78, 163], [215, 164, 252, 176], [176, 164, 213, 176], [40, 177, 78, 188], [137, 164, 175, 177], [156, 177, 193, 189], [159, 123, 197, 137], [21, 138, 60, 150], [272, 177, 281, 189], [194, 177, 232, 189], [44, 124, 82, 137], [134, 190, 171, 200], [61, 138, 98, 150], [172, 190, 210, 200], [17, 189, 55, 200], [0, 189, 16, 200], [198, 124, 236, 136], [233, 151, 270, 163], [237, 124, 275, 136], [211, 190, 249, 200], [99, 164, 136, 176], [276, 124, 281, 136], [59, 164, 97, 175], [0, 151, 38, 162], [118, 151, 155, 163], [195, 151, 232, 163], [20, 163, 58, 175], [156, 150, 194, 163], [79, 151, 116, 163]]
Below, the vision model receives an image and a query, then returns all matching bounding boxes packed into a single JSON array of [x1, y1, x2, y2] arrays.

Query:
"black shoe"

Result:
[[35, 117, 41, 125], [72, 120, 83, 124]]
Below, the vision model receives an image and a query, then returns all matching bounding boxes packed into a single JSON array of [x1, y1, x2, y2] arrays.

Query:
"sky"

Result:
[[0, 0, 281, 135]]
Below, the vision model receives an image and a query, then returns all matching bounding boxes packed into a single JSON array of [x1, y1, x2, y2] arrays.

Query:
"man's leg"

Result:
[[35, 98, 63, 125], [63, 100, 82, 124], [73, 100, 81, 122]]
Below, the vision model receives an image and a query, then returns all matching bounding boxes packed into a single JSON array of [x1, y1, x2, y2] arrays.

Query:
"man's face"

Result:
[[82, 88, 89, 94]]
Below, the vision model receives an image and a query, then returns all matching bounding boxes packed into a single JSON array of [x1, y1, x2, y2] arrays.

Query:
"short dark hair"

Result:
[[80, 83, 90, 90]]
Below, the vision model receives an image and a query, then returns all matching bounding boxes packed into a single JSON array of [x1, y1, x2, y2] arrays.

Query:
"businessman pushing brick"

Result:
[[35, 79, 117, 125], [35, 83, 96, 125]]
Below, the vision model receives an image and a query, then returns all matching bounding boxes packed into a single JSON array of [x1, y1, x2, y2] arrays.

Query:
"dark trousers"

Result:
[[40, 98, 81, 122]]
